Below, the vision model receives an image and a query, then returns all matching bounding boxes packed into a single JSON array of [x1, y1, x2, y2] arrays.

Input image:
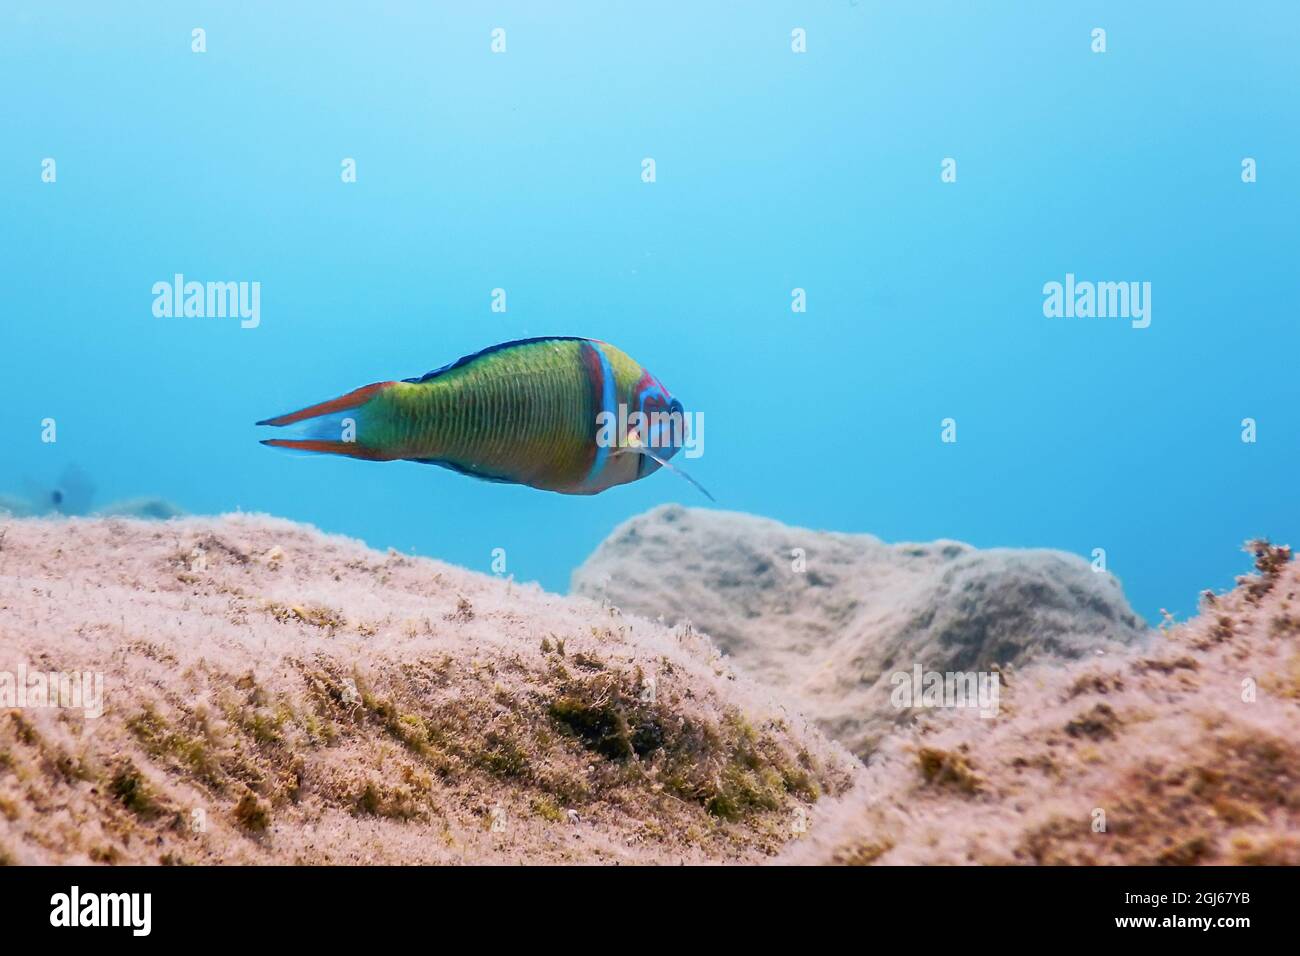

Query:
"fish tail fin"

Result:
[[256, 381, 398, 460]]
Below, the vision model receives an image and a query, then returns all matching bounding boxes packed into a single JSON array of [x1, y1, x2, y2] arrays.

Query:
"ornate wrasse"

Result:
[[257, 336, 707, 497]]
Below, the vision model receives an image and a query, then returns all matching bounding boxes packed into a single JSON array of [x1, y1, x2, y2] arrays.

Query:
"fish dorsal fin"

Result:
[[403, 336, 599, 384]]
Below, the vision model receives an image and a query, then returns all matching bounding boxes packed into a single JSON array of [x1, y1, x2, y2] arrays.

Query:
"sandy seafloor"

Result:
[[0, 514, 1296, 865]]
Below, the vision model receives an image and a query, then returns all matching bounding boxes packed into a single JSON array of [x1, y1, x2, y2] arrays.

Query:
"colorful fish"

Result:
[[257, 336, 710, 498]]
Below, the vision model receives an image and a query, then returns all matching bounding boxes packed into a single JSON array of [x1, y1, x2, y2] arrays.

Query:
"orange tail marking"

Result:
[[255, 381, 394, 427]]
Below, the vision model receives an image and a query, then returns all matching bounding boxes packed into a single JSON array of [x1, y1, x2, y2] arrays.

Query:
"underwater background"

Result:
[[3, 2, 1297, 621]]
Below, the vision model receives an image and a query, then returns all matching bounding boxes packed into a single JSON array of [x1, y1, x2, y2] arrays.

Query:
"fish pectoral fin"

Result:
[[614, 447, 715, 502]]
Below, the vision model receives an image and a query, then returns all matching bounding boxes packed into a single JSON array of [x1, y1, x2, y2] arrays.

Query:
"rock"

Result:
[[778, 541, 1300, 865], [0, 494, 34, 517], [94, 497, 185, 520], [572, 505, 1149, 756]]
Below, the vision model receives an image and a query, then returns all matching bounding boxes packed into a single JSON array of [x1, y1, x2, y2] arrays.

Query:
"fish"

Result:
[[19, 464, 96, 516], [256, 336, 711, 499]]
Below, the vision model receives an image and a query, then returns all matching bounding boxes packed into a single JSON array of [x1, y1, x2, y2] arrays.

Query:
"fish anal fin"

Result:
[[409, 457, 518, 485]]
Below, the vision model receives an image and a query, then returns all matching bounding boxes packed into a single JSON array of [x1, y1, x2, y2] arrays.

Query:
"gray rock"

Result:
[[0, 494, 35, 517], [95, 497, 185, 520], [573, 505, 1150, 756]]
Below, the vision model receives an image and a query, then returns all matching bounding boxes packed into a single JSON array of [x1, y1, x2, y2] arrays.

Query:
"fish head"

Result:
[[629, 371, 686, 475]]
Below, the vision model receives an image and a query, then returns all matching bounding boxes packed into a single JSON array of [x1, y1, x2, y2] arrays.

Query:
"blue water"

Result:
[[4, 3, 1297, 622]]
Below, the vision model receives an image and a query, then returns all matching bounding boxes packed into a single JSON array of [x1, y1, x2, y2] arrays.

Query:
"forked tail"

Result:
[[256, 381, 397, 460]]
